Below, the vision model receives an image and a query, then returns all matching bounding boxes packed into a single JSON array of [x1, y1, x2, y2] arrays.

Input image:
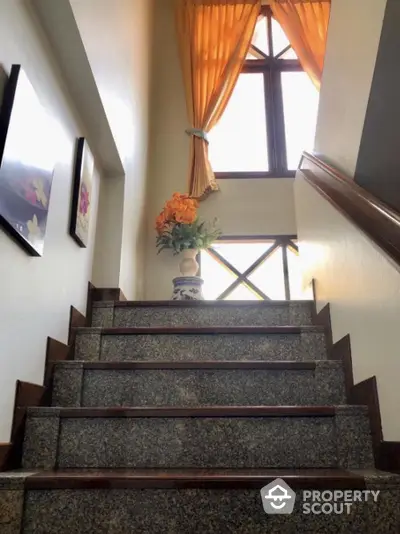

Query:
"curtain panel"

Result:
[[175, 0, 330, 199], [175, 0, 261, 199], [270, 0, 331, 89]]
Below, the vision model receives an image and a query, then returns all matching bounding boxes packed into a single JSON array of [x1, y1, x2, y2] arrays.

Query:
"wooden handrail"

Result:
[[299, 151, 400, 267]]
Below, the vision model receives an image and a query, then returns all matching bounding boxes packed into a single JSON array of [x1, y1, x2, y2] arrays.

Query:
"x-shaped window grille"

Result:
[[201, 237, 299, 301]]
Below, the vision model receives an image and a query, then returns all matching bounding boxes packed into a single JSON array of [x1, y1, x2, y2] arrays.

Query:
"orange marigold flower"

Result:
[[175, 209, 196, 224], [155, 211, 169, 235], [158, 192, 198, 227], [165, 199, 183, 213], [172, 192, 187, 200]]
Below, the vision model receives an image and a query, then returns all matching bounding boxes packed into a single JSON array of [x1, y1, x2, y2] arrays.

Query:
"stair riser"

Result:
[[92, 303, 314, 328], [22, 411, 373, 470], [22, 487, 398, 534], [75, 332, 327, 362], [52, 365, 346, 407]]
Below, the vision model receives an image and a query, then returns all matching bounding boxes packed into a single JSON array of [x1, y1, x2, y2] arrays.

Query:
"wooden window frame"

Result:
[[214, 7, 302, 180], [199, 235, 299, 301]]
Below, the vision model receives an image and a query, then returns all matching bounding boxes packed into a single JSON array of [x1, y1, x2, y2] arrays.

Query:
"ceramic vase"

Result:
[[171, 249, 204, 300]]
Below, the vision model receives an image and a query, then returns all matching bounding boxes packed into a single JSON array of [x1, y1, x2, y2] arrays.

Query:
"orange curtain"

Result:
[[175, 0, 261, 199], [271, 0, 330, 89]]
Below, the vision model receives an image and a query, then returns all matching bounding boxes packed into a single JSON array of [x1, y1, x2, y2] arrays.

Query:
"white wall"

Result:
[[71, 0, 154, 299], [295, 173, 400, 440], [145, 0, 297, 300], [315, 0, 387, 177], [0, 0, 100, 441]]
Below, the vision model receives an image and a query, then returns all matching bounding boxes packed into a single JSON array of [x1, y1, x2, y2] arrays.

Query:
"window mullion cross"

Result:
[[275, 44, 291, 59], [218, 276, 270, 301], [271, 67, 288, 175], [287, 239, 299, 253], [207, 243, 282, 300], [266, 8, 274, 57], [250, 44, 268, 60], [207, 247, 268, 300], [264, 70, 277, 173], [282, 243, 291, 301], [206, 248, 245, 300]]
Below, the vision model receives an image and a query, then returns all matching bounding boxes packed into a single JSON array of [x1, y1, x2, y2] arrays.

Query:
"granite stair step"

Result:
[[22, 406, 373, 471], [3, 468, 399, 533], [91, 300, 314, 328], [52, 360, 346, 407], [74, 326, 327, 362]]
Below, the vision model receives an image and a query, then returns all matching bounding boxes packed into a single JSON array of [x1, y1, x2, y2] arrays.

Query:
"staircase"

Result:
[[3, 300, 400, 533]]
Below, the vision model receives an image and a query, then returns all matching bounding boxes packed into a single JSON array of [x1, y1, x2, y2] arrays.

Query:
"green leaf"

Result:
[[155, 216, 221, 253]]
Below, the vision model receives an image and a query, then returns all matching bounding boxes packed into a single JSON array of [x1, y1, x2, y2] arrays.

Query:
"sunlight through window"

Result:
[[208, 8, 319, 176], [208, 74, 269, 172], [201, 240, 313, 301]]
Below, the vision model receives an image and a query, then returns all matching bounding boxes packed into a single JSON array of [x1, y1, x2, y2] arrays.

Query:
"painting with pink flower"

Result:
[[0, 65, 56, 256], [69, 137, 94, 248]]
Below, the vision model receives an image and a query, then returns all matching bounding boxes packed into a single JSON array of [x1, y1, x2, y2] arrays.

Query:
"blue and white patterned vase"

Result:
[[172, 276, 204, 300], [171, 249, 204, 300]]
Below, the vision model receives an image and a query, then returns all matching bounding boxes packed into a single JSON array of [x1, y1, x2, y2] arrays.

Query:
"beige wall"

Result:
[[71, 0, 154, 298], [145, 0, 297, 300], [295, 0, 400, 440], [315, 0, 387, 177], [295, 173, 400, 440], [91, 176, 124, 288], [0, 0, 100, 441]]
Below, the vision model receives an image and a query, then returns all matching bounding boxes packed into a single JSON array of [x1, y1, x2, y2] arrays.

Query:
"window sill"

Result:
[[214, 171, 296, 179]]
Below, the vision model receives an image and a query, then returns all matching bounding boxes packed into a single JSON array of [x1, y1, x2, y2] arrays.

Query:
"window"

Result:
[[200, 237, 314, 301], [208, 7, 319, 177]]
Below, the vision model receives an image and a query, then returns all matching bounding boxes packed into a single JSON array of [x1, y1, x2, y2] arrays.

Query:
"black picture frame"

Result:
[[0, 65, 56, 256], [69, 137, 93, 248]]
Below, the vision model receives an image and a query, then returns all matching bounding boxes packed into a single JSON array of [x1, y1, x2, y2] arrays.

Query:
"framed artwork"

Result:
[[0, 65, 56, 256], [69, 137, 94, 248]]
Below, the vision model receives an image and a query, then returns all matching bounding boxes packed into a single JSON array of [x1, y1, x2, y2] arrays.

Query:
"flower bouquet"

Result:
[[155, 192, 221, 299]]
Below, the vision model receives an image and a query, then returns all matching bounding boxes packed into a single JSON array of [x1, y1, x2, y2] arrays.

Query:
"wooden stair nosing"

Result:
[[24, 468, 367, 490], [98, 326, 325, 335], [29, 406, 350, 418], [110, 300, 314, 308], [0, 443, 12, 467], [52, 361, 326, 371]]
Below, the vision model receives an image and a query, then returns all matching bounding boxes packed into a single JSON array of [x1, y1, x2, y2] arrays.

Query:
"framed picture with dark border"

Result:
[[70, 137, 94, 248], [0, 65, 56, 256]]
